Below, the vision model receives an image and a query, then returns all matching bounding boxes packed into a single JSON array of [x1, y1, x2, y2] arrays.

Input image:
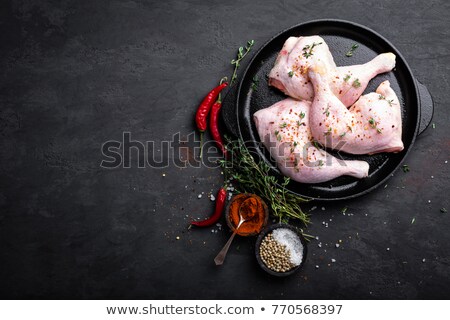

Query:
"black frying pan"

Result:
[[222, 19, 433, 201]]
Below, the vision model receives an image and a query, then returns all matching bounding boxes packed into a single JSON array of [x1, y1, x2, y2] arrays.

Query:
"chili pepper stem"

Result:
[[199, 131, 204, 159]]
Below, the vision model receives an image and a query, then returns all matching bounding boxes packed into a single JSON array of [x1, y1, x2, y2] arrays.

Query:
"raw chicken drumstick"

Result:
[[254, 98, 369, 184], [307, 64, 404, 155], [268, 36, 396, 107]]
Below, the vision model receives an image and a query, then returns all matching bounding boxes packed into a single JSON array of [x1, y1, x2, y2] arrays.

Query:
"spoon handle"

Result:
[[214, 231, 238, 266]]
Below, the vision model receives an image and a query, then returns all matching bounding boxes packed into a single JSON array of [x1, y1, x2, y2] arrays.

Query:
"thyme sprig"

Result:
[[219, 137, 310, 225], [302, 42, 323, 58], [230, 40, 255, 84], [346, 44, 359, 57]]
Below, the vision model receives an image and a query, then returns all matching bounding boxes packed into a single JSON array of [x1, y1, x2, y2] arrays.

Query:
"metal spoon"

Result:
[[214, 211, 247, 266]]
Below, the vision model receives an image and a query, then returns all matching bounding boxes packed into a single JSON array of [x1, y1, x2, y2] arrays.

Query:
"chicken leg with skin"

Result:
[[307, 64, 404, 155], [268, 36, 396, 107], [253, 98, 370, 184]]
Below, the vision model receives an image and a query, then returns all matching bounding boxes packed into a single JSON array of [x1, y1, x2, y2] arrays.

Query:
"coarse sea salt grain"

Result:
[[272, 228, 303, 266]]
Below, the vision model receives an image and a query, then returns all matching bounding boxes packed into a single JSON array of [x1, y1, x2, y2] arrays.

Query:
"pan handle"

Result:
[[416, 80, 434, 135]]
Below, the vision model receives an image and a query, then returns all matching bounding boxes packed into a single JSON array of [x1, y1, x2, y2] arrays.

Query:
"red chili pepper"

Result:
[[195, 82, 228, 132], [191, 187, 227, 227], [209, 100, 227, 157]]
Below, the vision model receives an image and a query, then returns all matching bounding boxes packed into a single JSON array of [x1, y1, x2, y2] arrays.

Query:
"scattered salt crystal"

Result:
[[331, 259, 336, 263], [197, 194, 202, 199], [318, 242, 322, 248], [445, 161, 448, 164], [210, 194, 215, 201], [228, 192, 232, 200], [387, 248, 390, 251], [272, 228, 304, 266], [428, 200, 431, 203], [315, 265, 319, 269], [431, 176, 434, 179], [176, 236, 180, 240], [321, 207, 326, 211], [335, 243, 340, 248], [422, 258, 426, 263], [310, 206, 317, 211], [162, 173, 166, 177]]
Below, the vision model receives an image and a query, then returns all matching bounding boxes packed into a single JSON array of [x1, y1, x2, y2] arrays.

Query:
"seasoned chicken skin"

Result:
[[268, 36, 396, 107], [253, 98, 370, 183], [307, 64, 404, 155]]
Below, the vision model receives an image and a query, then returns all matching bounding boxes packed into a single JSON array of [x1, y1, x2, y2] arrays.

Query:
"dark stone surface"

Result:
[[0, 0, 449, 299]]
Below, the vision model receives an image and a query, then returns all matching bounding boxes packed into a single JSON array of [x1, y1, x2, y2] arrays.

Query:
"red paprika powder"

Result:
[[226, 193, 268, 236]]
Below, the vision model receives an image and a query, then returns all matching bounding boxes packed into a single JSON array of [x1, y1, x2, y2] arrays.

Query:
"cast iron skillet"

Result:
[[222, 19, 433, 201]]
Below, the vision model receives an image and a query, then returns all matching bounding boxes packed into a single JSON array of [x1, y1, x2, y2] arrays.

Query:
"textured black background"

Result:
[[0, 0, 449, 299]]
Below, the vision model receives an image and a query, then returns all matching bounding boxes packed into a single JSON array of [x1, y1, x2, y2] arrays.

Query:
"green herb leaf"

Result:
[[299, 112, 305, 119], [402, 164, 410, 173], [344, 74, 351, 82], [441, 208, 447, 213], [279, 122, 287, 128], [302, 42, 322, 58], [345, 43, 359, 57], [341, 206, 348, 214], [251, 76, 259, 91], [352, 78, 361, 88], [288, 71, 294, 77], [313, 140, 322, 149], [340, 132, 346, 138]]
